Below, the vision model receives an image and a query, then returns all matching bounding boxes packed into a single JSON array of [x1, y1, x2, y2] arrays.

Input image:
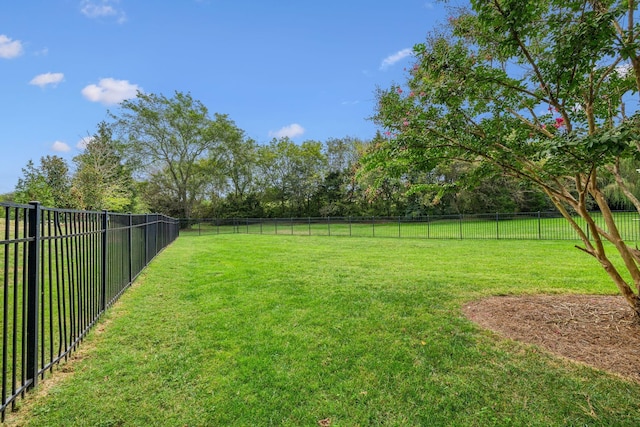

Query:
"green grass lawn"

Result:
[[9, 234, 640, 426]]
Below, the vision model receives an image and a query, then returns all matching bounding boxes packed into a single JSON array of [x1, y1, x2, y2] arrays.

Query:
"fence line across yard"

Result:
[[180, 211, 640, 241], [0, 202, 179, 420]]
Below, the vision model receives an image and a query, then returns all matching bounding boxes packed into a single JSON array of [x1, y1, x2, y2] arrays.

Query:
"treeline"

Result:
[[5, 90, 636, 218]]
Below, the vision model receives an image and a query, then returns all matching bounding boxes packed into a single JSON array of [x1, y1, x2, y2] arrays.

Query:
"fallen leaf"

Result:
[[318, 417, 331, 426]]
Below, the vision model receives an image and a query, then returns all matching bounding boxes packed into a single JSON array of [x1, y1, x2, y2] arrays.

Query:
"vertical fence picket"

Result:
[[26, 202, 40, 390], [128, 213, 133, 286], [2, 207, 9, 414], [101, 211, 108, 312]]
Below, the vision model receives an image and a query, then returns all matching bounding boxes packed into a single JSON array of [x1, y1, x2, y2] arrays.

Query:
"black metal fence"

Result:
[[180, 211, 640, 241], [0, 202, 179, 420]]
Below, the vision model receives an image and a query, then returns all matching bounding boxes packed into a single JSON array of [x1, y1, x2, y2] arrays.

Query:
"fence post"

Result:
[[586, 217, 590, 240], [328, 216, 331, 236], [26, 202, 41, 389], [538, 211, 541, 240], [155, 214, 159, 256], [459, 214, 463, 240], [145, 214, 149, 266], [398, 216, 401, 238], [372, 216, 375, 237], [496, 212, 499, 240], [101, 210, 108, 311], [128, 213, 133, 286]]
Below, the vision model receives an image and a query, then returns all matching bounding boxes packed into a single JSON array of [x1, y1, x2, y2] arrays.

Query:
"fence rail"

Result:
[[180, 211, 640, 241], [0, 202, 179, 420]]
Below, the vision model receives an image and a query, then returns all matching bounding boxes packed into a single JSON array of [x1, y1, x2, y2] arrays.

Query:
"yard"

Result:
[[7, 234, 640, 426]]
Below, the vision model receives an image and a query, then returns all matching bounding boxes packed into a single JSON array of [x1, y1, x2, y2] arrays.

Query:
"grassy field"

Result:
[[7, 234, 640, 426]]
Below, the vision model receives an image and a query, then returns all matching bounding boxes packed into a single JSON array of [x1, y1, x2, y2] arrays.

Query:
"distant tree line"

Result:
[[3, 91, 637, 218]]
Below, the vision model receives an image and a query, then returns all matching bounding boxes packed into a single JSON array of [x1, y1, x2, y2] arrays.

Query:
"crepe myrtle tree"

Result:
[[365, 0, 640, 315]]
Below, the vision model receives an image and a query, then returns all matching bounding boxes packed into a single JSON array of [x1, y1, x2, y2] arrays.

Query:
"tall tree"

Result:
[[217, 128, 258, 200], [14, 156, 71, 208], [72, 122, 135, 212], [317, 137, 363, 216], [295, 140, 327, 215], [256, 138, 327, 217], [325, 137, 360, 174], [14, 160, 54, 206], [39, 155, 72, 208], [111, 91, 238, 218], [366, 0, 640, 315]]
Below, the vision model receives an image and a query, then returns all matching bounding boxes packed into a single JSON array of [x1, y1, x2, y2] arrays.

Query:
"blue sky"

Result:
[[0, 0, 452, 194]]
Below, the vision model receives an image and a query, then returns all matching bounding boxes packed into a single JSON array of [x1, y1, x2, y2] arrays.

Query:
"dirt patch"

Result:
[[463, 294, 640, 382]]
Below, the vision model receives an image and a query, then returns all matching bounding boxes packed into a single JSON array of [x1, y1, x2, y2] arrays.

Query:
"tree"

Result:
[[295, 140, 327, 215], [40, 156, 72, 208], [217, 130, 258, 200], [72, 122, 135, 212], [318, 137, 364, 216], [111, 91, 239, 219], [325, 137, 360, 174], [256, 138, 327, 217], [366, 0, 640, 315], [0, 192, 14, 203], [14, 156, 71, 208], [14, 160, 54, 206], [139, 167, 185, 217]]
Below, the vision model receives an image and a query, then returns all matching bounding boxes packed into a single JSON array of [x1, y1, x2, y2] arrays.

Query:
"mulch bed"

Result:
[[462, 295, 640, 382]]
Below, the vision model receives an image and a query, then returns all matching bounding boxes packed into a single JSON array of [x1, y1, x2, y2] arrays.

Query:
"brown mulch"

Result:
[[462, 294, 640, 382]]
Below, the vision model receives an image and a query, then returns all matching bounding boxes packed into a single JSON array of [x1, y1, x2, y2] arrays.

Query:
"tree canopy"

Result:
[[365, 0, 640, 315], [72, 122, 136, 212], [111, 91, 241, 219], [14, 156, 71, 208]]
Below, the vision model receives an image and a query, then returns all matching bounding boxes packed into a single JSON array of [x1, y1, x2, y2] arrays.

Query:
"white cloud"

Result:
[[77, 136, 95, 150], [29, 72, 65, 88], [80, 0, 127, 23], [52, 141, 71, 152], [268, 123, 305, 139], [341, 100, 360, 105], [380, 48, 413, 70], [0, 35, 23, 59], [81, 78, 140, 105]]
